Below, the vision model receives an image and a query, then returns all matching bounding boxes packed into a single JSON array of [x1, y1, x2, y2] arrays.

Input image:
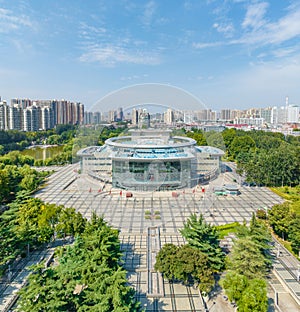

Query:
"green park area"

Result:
[[0, 126, 299, 311]]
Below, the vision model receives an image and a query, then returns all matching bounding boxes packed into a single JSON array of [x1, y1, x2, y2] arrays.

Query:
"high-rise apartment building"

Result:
[[11, 98, 32, 109], [0, 98, 84, 131], [230, 109, 244, 120], [132, 108, 139, 125], [116, 107, 124, 121], [287, 105, 299, 123], [40, 106, 55, 130], [9, 106, 23, 130], [220, 109, 231, 120], [0, 101, 9, 130], [108, 110, 116, 122], [260, 107, 272, 124], [23, 106, 39, 131], [164, 108, 174, 125], [138, 109, 150, 128]]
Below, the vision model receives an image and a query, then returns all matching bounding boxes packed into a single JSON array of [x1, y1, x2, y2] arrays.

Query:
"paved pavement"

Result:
[[8, 163, 295, 311], [270, 239, 300, 311], [0, 248, 55, 312]]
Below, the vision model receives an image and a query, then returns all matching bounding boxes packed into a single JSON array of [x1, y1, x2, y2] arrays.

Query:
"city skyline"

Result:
[[1, 1, 300, 110]]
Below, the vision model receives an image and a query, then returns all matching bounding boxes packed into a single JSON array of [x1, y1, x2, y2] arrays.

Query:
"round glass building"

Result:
[[77, 129, 224, 191]]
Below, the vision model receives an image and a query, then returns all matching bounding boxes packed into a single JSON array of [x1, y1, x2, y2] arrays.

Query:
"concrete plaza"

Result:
[[32, 163, 299, 312]]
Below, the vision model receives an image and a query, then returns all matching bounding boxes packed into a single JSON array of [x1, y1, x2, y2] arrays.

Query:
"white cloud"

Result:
[[192, 41, 224, 49], [272, 47, 297, 59], [0, 7, 33, 33], [266, 7, 300, 44], [242, 2, 269, 30], [213, 22, 235, 38], [239, 2, 300, 46], [194, 2, 300, 56], [215, 54, 300, 107], [79, 22, 106, 39], [79, 45, 160, 66], [141, 1, 156, 27]]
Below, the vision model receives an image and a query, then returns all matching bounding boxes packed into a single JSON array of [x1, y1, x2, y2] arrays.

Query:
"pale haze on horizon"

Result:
[[1, 0, 300, 111]]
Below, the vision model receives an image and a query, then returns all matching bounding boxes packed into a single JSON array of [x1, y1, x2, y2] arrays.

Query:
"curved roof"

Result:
[[77, 136, 225, 159], [105, 136, 196, 149]]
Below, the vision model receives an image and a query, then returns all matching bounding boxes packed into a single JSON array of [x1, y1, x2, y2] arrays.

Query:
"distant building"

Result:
[[164, 108, 174, 125], [108, 110, 116, 122], [23, 106, 39, 131], [0, 101, 9, 130], [132, 108, 139, 125], [40, 106, 55, 130], [234, 117, 264, 126], [287, 105, 299, 123], [0, 98, 84, 131], [138, 109, 150, 128], [9, 106, 23, 130], [116, 107, 124, 121], [220, 109, 231, 121], [260, 107, 272, 124]]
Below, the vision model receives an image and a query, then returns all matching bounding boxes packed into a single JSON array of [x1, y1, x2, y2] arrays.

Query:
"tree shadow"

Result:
[[120, 242, 169, 311], [120, 242, 143, 280], [137, 294, 167, 312], [267, 297, 276, 312]]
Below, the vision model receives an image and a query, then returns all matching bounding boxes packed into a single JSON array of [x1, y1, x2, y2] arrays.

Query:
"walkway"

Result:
[[271, 238, 300, 311], [0, 247, 55, 312], [3, 163, 296, 311]]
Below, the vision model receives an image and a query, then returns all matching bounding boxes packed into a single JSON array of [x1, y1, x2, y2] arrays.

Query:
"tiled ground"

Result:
[[34, 164, 286, 311]]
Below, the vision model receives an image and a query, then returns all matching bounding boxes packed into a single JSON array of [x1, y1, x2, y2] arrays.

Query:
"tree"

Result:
[[55, 207, 86, 238], [222, 128, 236, 148], [227, 237, 268, 279], [238, 279, 268, 312], [237, 144, 300, 187], [0, 169, 10, 203], [186, 131, 207, 146], [19, 174, 39, 192], [174, 245, 214, 292], [154, 243, 178, 280], [237, 214, 272, 268], [221, 271, 248, 303], [18, 214, 141, 312], [205, 131, 226, 150], [180, 214, 225, 271], [268, 202, 292, 240], [289, 215, 300, 254], [230, 135, 256, 159], [155, 244, 215, 292]]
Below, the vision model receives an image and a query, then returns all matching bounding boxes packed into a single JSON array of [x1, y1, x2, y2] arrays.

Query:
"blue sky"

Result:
[[1, 0, 300, 111]]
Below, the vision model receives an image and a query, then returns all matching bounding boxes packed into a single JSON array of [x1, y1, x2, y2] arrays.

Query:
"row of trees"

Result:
[[0, 125, 77, 156], [221, 215, 271, 311], [267, 202, 300, 254], [0, 162, 48, 204], [1, 124, 128, 167], [18, 213, 140, 311], [0, 193, 85, 275], [186, 128, 300, 186], [154, 214, 225, 292], [154, 213, 271, 311], [222, 128, 300, 187]]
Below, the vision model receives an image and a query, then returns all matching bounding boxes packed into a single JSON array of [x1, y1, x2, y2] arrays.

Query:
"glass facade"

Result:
[[77, 130, 224, 191]]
